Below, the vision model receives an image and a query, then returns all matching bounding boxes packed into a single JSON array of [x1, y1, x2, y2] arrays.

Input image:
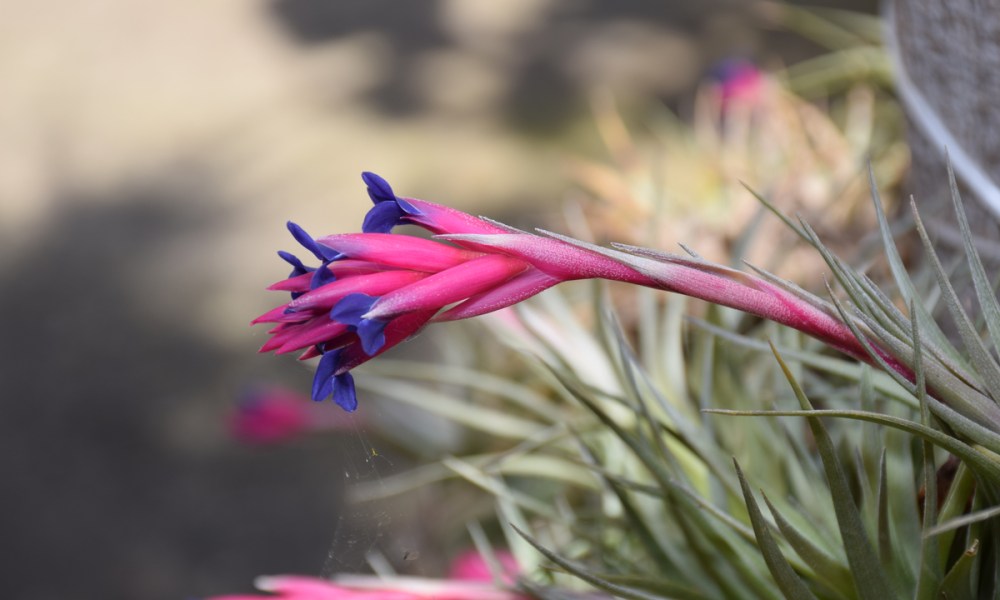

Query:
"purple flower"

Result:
[[710, 58, 763, 109]]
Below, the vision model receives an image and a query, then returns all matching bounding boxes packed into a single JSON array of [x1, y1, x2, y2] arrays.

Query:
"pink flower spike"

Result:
[[258, 321, 320, 353], [437, 233, 651, 284], [400, 198, 514, 236], [274, 320, 351, 355], [556, 234, 879, 366], [317, 233, 483, 273], [366, 255, 529, 320], [334, 309, 438, 375], [298, 345, 322, 360], [267, 272, 314, 293], [326, 259, 402, 277], [269, 260, 400, 293], [309, 310, 438, 408], [435, 268, 561, 322], [252, 304, 313, 325], [290, 270, 429, 312], [360, 171, 511, 236]]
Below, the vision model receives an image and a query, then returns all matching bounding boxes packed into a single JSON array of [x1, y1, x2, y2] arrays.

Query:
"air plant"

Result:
[[248, 161, 1000, 599], [238, 9, 1000, 596]]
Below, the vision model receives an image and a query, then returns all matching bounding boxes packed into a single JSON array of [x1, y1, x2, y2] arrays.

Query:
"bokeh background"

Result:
[[0, 1, 877, 598]]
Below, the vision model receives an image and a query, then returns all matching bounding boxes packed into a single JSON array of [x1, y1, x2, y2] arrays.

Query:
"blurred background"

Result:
[[0, 1, 886, 598]]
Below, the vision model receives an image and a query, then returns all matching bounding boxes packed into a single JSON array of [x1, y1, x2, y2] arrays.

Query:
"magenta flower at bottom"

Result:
[[230, 385, 358, 444], [254, 172, 897, 413], [208, 575, 530, 600]]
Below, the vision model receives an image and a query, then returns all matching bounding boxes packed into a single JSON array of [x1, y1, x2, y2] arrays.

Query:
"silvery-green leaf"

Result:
[[735, 460, 820, 600], [771, 343, 898, 600]]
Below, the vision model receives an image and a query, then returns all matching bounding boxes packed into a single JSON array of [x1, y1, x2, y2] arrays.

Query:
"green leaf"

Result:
[[704, 407, 1000, 483], [602, 311, 741, 500], [545, 361, 776, 599], [875, 452, 898, 587], [357, 376, 546, 439], [797, 219, 901, 341], [925, 504, 1000, 538], [688, 317, 916, 409], [937, 539, 979, 600], [735, 460, 820, 600], [946, 159, 1000, 370], [932, 461, 976, 567], [495, 494, 540, 572], [867, 165, 961, 368], [364, 359, 564, 422], [740, 182, 810, 242], [776, 3, 875, 50], [466, 520, 516, 587], [826, 283, 1000, 441], [512, 525, 708, 600], [769, 342, 897, 600], [760, 494, 856, 597], [911, 198, 1000, 403], [590, 575, 717, 600], [912, 299, 941, 600], [349, 446, 601, 502], [600, 471, 679, 573], [442, 456, 560, 519]]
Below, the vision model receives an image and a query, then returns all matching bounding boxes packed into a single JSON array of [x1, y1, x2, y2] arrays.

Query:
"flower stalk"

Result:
[[253, 173, 999, 433]]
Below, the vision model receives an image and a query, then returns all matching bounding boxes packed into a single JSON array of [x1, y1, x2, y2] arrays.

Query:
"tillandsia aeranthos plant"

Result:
[[253, 167, 1000, 599]]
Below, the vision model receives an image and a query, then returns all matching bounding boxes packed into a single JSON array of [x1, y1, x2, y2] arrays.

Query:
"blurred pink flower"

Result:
[[448, 550, 519, 584], [711, 58, 763, 108], [207, 575, 529, 600], [231, 386, 356, 444]]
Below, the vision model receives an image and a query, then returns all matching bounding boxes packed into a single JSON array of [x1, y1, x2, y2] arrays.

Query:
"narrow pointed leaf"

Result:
[[913, 299, 941, 600], [356, 376, 545, 439], [363, 359, 563, 422], [912, 200, 1000, 403], [734, 460, 820, 600], [443, 457, 558, 518], [760, 494, 855, 595], [512, 525, 708, 600], [688, 317, 916, 408], [948, 159, 1000, 362], [827, 283, 1000, 436], [925, 505, 1000, 538], [704, 407, 1000, 482], [741, 182, 810, 241], [769, 342, 897, 600], [867, 165, 959, 364], [601, 473, 678, 572], [937, 540, 979, 600], [876, 451, 894, 577]]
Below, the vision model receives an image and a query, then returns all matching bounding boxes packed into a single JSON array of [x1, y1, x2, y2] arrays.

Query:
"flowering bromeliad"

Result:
[[254, 172, 903, 413], [254, 172, 658, 411]]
